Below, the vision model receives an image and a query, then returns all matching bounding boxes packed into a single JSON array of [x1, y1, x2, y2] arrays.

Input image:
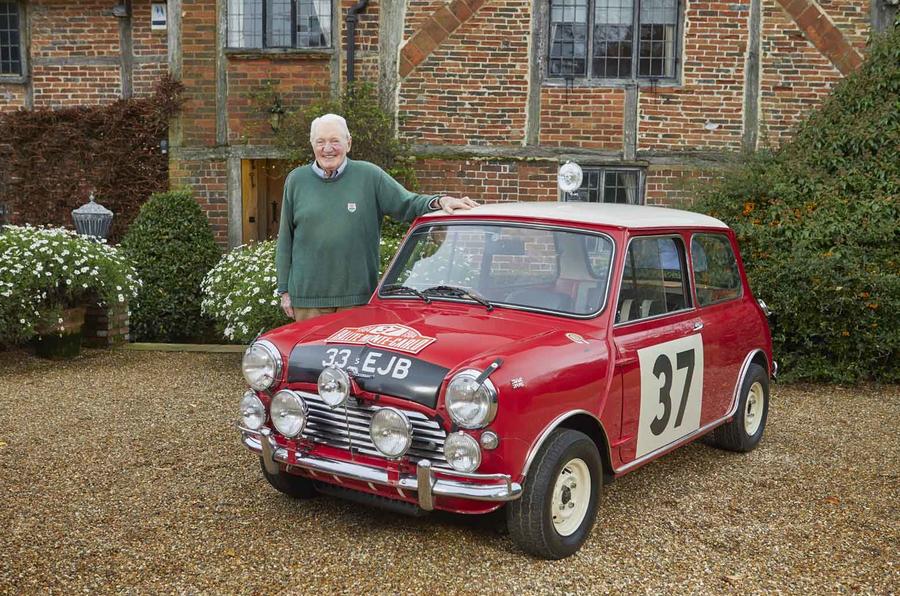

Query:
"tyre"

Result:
[[259, 458, 318, 499], [709, 363, 769, 452], [506, 429, 602, 559]]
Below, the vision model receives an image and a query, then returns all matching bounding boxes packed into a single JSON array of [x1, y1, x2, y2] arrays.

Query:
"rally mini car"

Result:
[[237, 200, 774, 559]]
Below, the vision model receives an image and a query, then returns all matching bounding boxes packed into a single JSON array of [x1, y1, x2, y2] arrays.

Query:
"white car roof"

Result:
[[421, 201, 729, 230]]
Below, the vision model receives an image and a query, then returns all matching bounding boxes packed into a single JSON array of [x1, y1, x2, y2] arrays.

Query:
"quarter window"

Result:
[[548, 0, 680, 81], [563, 168, 643, 204], [0, 1, 22, 76], [616, 236, 690, 323], [227, 0, 332, 49], [691, 234, 742, 306]]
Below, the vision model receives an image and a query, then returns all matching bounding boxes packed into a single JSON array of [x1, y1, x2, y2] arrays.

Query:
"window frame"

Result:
[[559, 166, 646, 204], [225, 0, 335, 53], [0, 0, 26, 83], [613, 233, 694, 326], [689, 232, 744, 307], [542, 0, 685, 88]]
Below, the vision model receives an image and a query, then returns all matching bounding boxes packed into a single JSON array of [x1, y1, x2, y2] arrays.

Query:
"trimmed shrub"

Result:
[[121, 190, 220, 342], [693, 25, 899, 382], [201, 240, 286, 344]]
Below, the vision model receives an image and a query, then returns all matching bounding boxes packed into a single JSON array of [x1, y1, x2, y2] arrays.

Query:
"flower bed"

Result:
[[201, 240, 285, 343], [0, 225, 141, 346]]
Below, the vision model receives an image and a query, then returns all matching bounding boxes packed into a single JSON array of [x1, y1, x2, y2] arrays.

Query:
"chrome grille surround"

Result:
[[297, 390, 450, 468]]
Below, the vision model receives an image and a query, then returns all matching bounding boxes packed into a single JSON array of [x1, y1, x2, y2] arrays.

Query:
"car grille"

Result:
[[297, 390, 450, 468]]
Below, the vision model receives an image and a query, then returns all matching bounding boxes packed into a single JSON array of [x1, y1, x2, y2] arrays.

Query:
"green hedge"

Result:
[[121, 190, 221, 342], [693, 25, 899, 382]]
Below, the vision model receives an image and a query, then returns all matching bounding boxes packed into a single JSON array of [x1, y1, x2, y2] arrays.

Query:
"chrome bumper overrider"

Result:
[[239, 426, 522, 510]]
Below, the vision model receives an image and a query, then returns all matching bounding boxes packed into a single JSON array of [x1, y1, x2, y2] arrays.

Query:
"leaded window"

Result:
[[549, 0, 679, 81], [0, 1, 22, 76], [227, 0, 332, 49], [563, 168, 644, 204]]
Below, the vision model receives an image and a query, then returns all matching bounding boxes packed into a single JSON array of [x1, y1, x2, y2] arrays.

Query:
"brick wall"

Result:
[[644, 166, 722, 206], [132, 0, 169, 98], [344, 0, 380, 86], [29, 0, 122, 108], [180, 0, 218, 146], [413, 158, 559, 203], [83, 301, 130, 347], [169, 159, 229, 245], [638, 0, 749, 151], [759, 0, 845, 146], [226, 58, 331, 145], [398, 0, 531, 146], [0, 0, 168, 108], [541, 88, 624, 150], [0, 85, 26, 112]]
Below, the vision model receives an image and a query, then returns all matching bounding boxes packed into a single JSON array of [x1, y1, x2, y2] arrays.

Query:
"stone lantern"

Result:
[[72, 192, 113, 240]]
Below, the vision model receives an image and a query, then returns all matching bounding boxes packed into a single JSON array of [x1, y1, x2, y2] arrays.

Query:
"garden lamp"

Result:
[[0, 202, 8, 232], [72, 192, 114, 240]]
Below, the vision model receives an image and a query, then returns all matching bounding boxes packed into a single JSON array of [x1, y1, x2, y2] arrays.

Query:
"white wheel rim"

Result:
[[744, 381, 765, 436], [551, 458, 591, 537]]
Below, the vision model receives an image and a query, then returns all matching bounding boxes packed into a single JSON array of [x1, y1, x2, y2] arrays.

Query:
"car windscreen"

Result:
[[381, 223, 614, 316]]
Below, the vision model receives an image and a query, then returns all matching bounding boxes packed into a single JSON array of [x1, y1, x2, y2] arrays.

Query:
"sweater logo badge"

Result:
[[347, 202, 357, 213]]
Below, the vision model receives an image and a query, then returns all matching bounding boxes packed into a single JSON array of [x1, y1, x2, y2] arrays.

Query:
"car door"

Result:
[[612, 234, 707, 466]]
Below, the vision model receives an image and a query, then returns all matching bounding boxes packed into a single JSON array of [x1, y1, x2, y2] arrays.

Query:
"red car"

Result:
[[238, 201, 775, 559]]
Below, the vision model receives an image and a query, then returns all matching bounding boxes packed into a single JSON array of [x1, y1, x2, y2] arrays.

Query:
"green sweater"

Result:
[[275, 159, 439, 308]]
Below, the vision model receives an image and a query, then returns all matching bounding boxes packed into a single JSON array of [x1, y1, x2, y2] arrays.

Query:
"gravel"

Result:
[[0, 348, 897, 594]]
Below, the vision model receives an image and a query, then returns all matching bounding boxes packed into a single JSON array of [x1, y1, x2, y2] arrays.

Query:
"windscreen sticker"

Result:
[[325, 324, 436, 354]]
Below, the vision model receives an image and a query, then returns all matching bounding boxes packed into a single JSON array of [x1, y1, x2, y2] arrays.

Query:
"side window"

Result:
[[691, 234, 742, 306], [616, 236, 690, 323]]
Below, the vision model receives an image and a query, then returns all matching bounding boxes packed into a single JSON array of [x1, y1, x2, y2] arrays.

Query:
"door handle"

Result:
[[693, 321, 704, 331]]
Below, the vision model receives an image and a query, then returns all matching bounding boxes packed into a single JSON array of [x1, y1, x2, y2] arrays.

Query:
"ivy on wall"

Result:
[[0, 76, 184, 243]]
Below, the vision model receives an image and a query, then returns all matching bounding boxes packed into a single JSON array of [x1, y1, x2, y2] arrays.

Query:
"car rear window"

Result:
[[691, 233, 742, 306]]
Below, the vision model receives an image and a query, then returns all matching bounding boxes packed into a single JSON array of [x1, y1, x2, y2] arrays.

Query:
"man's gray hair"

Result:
[[309, 113, 351, 145]]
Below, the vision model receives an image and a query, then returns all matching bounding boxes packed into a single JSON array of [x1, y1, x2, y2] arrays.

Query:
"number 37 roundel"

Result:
[[635, 334, 704, 458]]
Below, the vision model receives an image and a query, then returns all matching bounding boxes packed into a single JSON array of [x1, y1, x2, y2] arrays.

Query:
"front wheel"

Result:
[[709, 363, 769, 452], [506, 429, 602, 559], [259, 458, 318, 499]]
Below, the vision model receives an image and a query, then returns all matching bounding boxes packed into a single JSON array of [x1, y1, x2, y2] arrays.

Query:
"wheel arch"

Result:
[[727, 349, 770, 418], [521, 411, 615, 485]]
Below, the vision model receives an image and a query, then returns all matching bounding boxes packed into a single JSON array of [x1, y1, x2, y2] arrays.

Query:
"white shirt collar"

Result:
[[311, 158, 348, 180]]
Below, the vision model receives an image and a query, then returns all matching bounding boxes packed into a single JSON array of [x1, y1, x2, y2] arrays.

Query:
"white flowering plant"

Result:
[[201, 240, 287, 343], [0, 225, 141, 345]]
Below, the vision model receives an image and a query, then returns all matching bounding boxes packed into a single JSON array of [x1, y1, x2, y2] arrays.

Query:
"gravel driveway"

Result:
[[0, 349, 897, 594]]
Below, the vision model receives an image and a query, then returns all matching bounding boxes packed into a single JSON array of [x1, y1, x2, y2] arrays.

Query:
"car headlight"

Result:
[[443, 431, 481, 472], [370, 407, 413, 458], [242, 340, 282, 391], [444, 369, 498, 429], [239, 390, 266, 430], [271, 390, 308, 438], [318, 366, 350, 408]]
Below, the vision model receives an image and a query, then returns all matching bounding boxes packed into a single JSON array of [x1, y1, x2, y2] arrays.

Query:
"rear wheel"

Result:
[[506, 429, 601, 559], [259, 458, 317, 499], [709, 363, 769, 452]]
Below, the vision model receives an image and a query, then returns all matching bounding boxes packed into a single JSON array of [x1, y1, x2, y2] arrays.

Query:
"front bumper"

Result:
[[239, 426, 522, 511]]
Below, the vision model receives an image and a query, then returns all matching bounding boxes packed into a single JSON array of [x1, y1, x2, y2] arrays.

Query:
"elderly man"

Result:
[[276, 113, 477, 322]]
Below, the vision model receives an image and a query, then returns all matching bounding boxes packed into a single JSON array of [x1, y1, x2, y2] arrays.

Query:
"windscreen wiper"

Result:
[[381, 283, 431, 303], [423, 285, 494, 311]]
